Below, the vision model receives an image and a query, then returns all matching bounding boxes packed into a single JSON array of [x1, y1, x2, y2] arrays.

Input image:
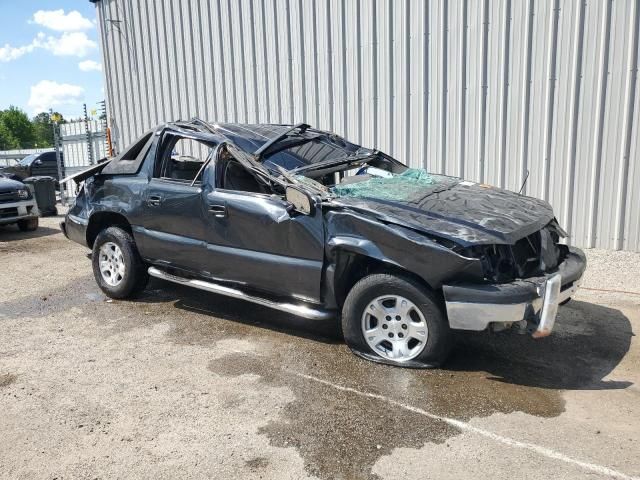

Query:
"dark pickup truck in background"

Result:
[[61, 120, 586, 368], [0, 151, 65, 184]]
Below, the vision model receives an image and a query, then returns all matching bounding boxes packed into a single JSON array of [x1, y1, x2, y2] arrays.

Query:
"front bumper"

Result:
[[442, 247, 586, 337], [0, 199, 38, 225]]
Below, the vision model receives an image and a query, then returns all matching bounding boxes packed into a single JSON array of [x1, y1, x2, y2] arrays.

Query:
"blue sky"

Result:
[[0, 1, 104, 119]]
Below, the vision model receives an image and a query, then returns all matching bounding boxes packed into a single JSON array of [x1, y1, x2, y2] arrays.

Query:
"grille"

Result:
[[0, 207, 19, 218], [0, 191, 19, 203], [511, 231, 542, 277], [464, 223, 565, 283]]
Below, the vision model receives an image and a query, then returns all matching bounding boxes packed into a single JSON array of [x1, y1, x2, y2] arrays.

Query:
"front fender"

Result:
[[327, 236, 403, 270], [323, 210, 484, 307]]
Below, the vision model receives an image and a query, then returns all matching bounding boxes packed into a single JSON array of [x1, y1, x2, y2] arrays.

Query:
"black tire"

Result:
[[342, 273, 452, 368], [92, 226, 149, 299], [17, 217, 38, 232]]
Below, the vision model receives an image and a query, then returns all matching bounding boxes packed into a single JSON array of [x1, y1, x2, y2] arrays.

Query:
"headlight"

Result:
[[17, 189, 29, 199]]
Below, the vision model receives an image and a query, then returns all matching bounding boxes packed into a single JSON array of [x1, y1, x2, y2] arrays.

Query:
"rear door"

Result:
[[201, 147, 325, 303], [139, 132, 214, 274]]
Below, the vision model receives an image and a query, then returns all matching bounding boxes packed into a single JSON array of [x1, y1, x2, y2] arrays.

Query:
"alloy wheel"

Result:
[[361, 295, 429, 361], [98, 242, 126, 287]]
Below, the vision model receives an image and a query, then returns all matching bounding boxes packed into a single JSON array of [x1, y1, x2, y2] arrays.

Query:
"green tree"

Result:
[[0, 121, 19, 150], [32, 111, 64, 148], [0, 106, 35, 148]]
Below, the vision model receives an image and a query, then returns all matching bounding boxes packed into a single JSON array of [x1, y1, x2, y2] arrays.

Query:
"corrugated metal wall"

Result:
[[94, 0, 640, 251]]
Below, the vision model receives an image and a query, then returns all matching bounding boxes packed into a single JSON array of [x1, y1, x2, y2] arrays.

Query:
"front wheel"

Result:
[[342, 273, 452, 368], [92, 226, 149, 299]]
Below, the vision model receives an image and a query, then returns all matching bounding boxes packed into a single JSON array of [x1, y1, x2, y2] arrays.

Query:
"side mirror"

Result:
[[286, 186, 314, 215], [34, 159, 43, 166]]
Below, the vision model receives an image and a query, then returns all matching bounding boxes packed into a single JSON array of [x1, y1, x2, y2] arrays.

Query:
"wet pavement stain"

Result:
[[206, 344, 563, 479], [0, 373, 17, 388], [210, 353, 455, 480], [245, 456, 269, 469], [0, 274, 99, 320]]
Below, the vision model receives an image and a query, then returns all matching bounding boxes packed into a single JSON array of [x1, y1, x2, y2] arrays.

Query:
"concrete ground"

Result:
[[0, 212, 639, 480]]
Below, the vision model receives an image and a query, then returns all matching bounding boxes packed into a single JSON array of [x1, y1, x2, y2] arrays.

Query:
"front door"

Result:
[[201, 152, 325, 303]]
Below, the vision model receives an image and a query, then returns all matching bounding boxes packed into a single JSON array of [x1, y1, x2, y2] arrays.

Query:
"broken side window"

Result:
[[215, 145, 272, 195], [156, 135, 214, 184]]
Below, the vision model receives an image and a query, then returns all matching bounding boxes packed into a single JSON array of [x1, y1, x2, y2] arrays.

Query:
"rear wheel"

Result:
[[92, 226, 148, 299], [342, 273, 452, 367], [17, 217, 38, 232]]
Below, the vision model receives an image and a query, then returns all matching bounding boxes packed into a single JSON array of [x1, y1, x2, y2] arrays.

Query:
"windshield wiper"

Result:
[[253, 123, 311, 161]]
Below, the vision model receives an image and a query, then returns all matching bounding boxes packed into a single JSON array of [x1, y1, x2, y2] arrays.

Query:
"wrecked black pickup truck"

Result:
[[61, 120, 586, 367]]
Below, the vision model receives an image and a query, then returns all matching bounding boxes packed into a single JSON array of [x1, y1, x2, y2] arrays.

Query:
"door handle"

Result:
[[208, 204, 227, 218], [147, 194, 162, 207]]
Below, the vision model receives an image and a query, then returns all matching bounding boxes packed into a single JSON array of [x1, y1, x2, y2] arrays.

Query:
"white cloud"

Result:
[[0, 9, 96, 62], [0, 31, 97, 62], [28, 80, 85, 113], [31, 9, 93, 32], [0, 43, 34, 62], [78, 59, 102, 72], [36, 32, 97, 57], [0, 42, 37, 62]]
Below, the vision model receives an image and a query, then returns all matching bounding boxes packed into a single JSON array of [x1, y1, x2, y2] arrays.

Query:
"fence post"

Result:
[[84, 104, 94, 165], [99, 100, 108, 158], [53, 120, 66, 206]]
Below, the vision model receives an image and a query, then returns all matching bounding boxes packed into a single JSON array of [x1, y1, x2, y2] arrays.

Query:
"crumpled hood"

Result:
[[328, 178, 555, 246], [0, 176, 27, 194]]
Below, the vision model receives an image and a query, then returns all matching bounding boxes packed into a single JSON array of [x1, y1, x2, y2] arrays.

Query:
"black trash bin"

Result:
[[23, 176, 57, 217]]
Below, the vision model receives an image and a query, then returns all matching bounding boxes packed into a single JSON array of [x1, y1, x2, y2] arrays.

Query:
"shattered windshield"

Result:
[[330, 168, 446, 202]]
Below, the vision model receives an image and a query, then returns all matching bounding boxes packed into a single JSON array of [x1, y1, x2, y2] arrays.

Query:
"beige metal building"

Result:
[[91, 0, 640, 251]]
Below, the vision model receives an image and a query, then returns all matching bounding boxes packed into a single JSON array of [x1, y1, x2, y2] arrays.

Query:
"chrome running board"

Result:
[[147, 266, 334, 321]]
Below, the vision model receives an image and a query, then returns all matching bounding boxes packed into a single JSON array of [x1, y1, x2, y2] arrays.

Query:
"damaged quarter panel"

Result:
[[68, 175, 149, 249], [64, 184, 90, 246]]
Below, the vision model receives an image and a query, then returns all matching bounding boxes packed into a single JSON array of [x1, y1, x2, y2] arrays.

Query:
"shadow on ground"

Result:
[[136, 278, 341, 345], [0, 224, 60, 241], [450, 300, 634, 390]]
